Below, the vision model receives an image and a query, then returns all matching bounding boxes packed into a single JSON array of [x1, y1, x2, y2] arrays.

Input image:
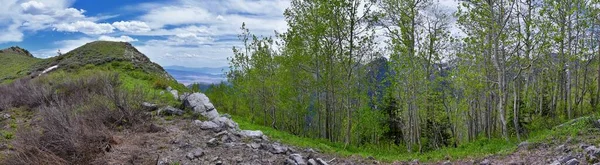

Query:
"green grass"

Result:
[[38, 61, 187, 107], [0, 53, 41, 83], [234, 114, 599, 163]]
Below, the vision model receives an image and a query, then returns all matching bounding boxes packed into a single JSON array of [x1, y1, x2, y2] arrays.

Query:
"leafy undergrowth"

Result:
[[529, 116, 600, 144], [235, 114, 600, 163], [234, 115, 514, 162]]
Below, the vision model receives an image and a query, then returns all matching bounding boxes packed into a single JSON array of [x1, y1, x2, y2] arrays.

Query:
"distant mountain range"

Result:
[[163, 65, 229, 85]]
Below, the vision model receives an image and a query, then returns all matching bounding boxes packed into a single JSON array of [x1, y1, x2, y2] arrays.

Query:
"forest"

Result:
[[205, 0, 600, 153]]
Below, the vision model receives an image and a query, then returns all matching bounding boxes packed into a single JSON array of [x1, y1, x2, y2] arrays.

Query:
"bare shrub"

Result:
[[1, 72, 150, 164], [0, 78, 51, 110]]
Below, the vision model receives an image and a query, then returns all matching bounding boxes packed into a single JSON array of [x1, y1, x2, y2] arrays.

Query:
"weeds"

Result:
[[0, 72, 149, 164]]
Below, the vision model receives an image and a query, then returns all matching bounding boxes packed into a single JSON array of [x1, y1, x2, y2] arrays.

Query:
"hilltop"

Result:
[[0, 47, 41, 83]]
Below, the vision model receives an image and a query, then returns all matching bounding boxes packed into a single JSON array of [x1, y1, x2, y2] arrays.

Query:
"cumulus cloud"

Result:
[[30, 37, 96, 58], [98, 35, 138, 42], [54, 21, 115, 34], [112, 21, 151, 33], [20, 1, 47, 14], [0, 24, 24, 43]]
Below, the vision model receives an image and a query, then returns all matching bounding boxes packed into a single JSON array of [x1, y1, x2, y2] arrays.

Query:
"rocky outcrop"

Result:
[[142, 92, 335, 165], [0, 46, 34, 57]]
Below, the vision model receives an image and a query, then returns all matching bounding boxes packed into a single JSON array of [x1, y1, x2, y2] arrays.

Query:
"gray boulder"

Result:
[[290, 154, 307, 165], [240, 130, 264, 139], [184, 93, 215, 113], [285, 158, 298, 165], [141, 102, 158, 111], [202, 109, 220, 120], [315, 158, 329, 165], [199, 121, 221, 131], [308, 159, 318, 165], [213, 116, 239, 131], [158, 106, 184, 116]]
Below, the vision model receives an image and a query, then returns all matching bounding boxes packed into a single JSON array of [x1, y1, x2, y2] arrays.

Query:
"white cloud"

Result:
[[0, 23, 24, 43], [140, 6, 213, 28], [20, 1, 47, 14], [30, 37, 95, 58], [147, 33, 213, 46], [54, 21, 115, 34], [98, 35, 138, 42], [112, 21, 151, 33]]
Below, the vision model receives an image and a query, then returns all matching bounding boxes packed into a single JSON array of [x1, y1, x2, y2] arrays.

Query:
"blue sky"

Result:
[[0, 0, 460, 68], [0, 0, 289, 67]]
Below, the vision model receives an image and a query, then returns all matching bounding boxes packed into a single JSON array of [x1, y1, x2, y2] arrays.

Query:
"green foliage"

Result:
[[0, 53, 41, 84], [153, 79, 169, 89]]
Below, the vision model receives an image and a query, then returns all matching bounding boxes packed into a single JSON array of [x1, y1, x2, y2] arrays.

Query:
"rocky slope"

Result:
[[117, 88, 362, 165], [0, 46, 33, 57]]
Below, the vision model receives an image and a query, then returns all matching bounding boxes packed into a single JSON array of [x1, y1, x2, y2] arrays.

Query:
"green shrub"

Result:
[[153, 79, 169, 89]]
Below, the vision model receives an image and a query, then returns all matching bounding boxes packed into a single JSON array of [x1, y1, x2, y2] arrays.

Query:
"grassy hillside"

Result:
[[30, 41, 172, 79], [0, 41, 189, 163], [0, 52, 41, 83]]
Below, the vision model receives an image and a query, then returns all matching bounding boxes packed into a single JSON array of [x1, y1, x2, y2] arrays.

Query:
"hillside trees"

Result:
[[206, 0, 600, 154]]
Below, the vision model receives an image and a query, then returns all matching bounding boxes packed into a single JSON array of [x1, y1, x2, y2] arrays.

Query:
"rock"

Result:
[[315, 158, 329, 165], [305, 148, 316, 153], [240, 130, 264, 139], [221, 113, 232, 119], [213, 116, 239, 131], [581, 143, 591, 150], [157, 158, 170, 165], [192, 148, 204, 158], [270, 143, 288, 154], [285, 158, 298, 165], [556, 144, 567, 152], [566, 158, 580, 165], [199, 121, 220, 131], [158, 106, 184, 116], [443, 161, 452, 165], [248, 143, 261, 149], [586, 146, 600, 163], [290, 154, 306, 165], [561, 156, 577, 163], [207, 138, 219, 147], [166, 86, 173, 91], [411, 159, 419, 164], [480, 159, 491, 165], [308, 159, 318, 165], [215, 131, 228, 137], [186, 152, 195, 160], [368, 156, 375, 160], [184, 93, 216, 113], [549, 160, 561, 165], [518, 141, 530, 149], [1, 113, 10, 120], [141, 102, 158, 111], [202, 109, 220, 120], [170, 90, 179, 100]]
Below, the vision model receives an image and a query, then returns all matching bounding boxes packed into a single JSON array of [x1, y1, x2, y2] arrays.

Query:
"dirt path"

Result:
[[99, 118, 375, 165]]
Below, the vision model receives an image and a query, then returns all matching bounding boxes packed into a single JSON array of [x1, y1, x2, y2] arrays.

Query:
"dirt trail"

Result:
[[99, 118, 374, 165]]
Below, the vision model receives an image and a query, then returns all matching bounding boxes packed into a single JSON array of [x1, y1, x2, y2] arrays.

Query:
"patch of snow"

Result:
[[39, 65, 58, 76]]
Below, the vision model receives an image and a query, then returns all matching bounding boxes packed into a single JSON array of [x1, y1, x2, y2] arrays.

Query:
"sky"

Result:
[[0, 0, 459, 68]]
